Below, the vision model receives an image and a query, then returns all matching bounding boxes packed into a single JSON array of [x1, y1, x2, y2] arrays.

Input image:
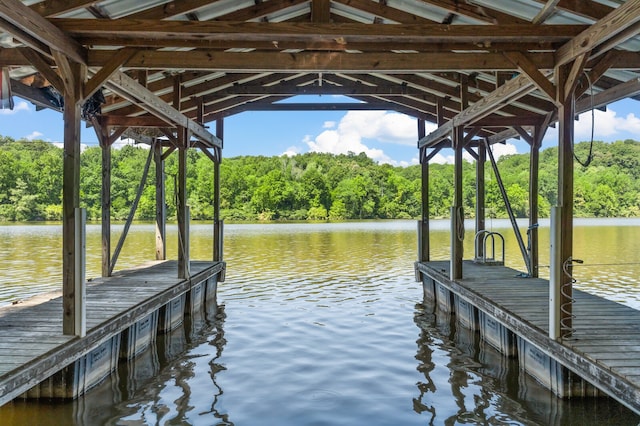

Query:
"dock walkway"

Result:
[[0, 260, 223, 405], [417, 260, 640, 414]]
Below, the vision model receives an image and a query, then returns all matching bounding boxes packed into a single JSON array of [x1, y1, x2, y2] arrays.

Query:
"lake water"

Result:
[[1, 219, 639, 425]]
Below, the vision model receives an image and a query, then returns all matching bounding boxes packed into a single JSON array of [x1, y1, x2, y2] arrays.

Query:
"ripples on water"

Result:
[[0, 220, 639, 425]]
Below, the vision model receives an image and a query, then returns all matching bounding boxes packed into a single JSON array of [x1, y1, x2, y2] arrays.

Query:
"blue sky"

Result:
[[1, 95, 639, 167]]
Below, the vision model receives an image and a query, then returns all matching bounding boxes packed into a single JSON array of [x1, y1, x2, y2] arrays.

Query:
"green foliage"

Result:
[[0, 138, 639, 221]]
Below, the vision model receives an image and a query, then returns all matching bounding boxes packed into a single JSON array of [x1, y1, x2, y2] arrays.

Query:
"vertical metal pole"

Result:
[[74, 208, 86, 337]]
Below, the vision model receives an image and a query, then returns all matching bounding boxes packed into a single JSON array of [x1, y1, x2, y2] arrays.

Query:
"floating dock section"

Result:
[[416, 260, 640, 414], [0, 260, 224, 405]]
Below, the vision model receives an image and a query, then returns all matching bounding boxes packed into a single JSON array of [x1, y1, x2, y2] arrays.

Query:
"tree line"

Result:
[[0, 135, 638, 222]]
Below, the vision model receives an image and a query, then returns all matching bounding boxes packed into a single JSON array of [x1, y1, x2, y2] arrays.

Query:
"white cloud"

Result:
[[304, 111, 429, 165], [281, 146, 300, 157], [489, 142, 518, 159], [542, 106, 640, 147], [306, 127, 393, 164], [574, 108, 640, 140], [25, 131, 43, 141], [336, 110, 421, 146], [0, 100, 30, 115]]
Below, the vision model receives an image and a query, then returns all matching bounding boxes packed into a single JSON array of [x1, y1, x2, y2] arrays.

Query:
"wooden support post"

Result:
[[418, 119, 429, 263], [214, 119, 223, 262], [450, 77, 468, 280], [154, 141, 166, 260], [555, 63, 575, 338], [451, 125, 464, 280], [528, 122, 547, 279], [100, 132, 111, 277], [61, 58, 85, 336], [177, 126, 190, 278], [475, 143, 486, 260]]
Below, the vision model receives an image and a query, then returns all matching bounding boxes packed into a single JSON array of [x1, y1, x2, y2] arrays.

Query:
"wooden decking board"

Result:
[[0, 260, 223, 406], [418, 260, 640, 415]]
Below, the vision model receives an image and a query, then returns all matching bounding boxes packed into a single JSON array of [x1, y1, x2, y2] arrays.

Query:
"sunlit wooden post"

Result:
[[551, 63, 577, 339], [475, 143, 486, 261], [59, 54, 86, 336], [177, 126, 190, 278], [174, 75, 190, 278], [451, 125, 464, 280], [418, 119, 429, 263], [154, 140, 166, 260], [529, 122, 546, 279], [214, 119, 223, 262], [99, 128, 111, 277]]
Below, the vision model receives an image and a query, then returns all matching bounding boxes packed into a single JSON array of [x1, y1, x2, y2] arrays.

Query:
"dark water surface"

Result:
[[1, 219, 639, 425]]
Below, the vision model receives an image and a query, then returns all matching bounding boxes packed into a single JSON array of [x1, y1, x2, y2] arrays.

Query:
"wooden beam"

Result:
[[241, 102, 410, 111], [504, 51, 556, 100], [532, 0, 561, 24], [90, 50, 556, 72], [312, 0, 331, 23], [105, 71, 221, 148], [419, 72, 542, 148], [555, 0, 640, 67], [98, 115, 170, 128], [17, 48, 64, 93], [30, 0, 96, 18], [0, 0, 86, 64], [61, 60, 85, 336], [563, 53, 589, 103], [469, 115, 545, 127], [53, 20, 585, 43], [214, 82, 438, 97], [486, 77, 640, 145], [84, 48, 138, 102]]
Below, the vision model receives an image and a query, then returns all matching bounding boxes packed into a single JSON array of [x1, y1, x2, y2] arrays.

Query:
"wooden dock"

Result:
[[416, 260, 640, 414], [0, 260, 224, 406]]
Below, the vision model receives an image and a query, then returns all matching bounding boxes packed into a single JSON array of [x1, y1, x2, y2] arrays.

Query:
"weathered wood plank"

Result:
[[0, 260, 223, 405]]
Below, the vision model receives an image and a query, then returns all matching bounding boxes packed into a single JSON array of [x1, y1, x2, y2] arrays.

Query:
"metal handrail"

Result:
[[474, 230, 505, 264]]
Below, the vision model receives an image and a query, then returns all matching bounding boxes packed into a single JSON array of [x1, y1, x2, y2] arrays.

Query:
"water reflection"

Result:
[[413, 299, 639, 425], [1, 221, 640, 424]]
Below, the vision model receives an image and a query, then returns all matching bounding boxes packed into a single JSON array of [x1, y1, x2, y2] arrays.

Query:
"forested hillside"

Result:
[[0, 136, 638, 221]]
